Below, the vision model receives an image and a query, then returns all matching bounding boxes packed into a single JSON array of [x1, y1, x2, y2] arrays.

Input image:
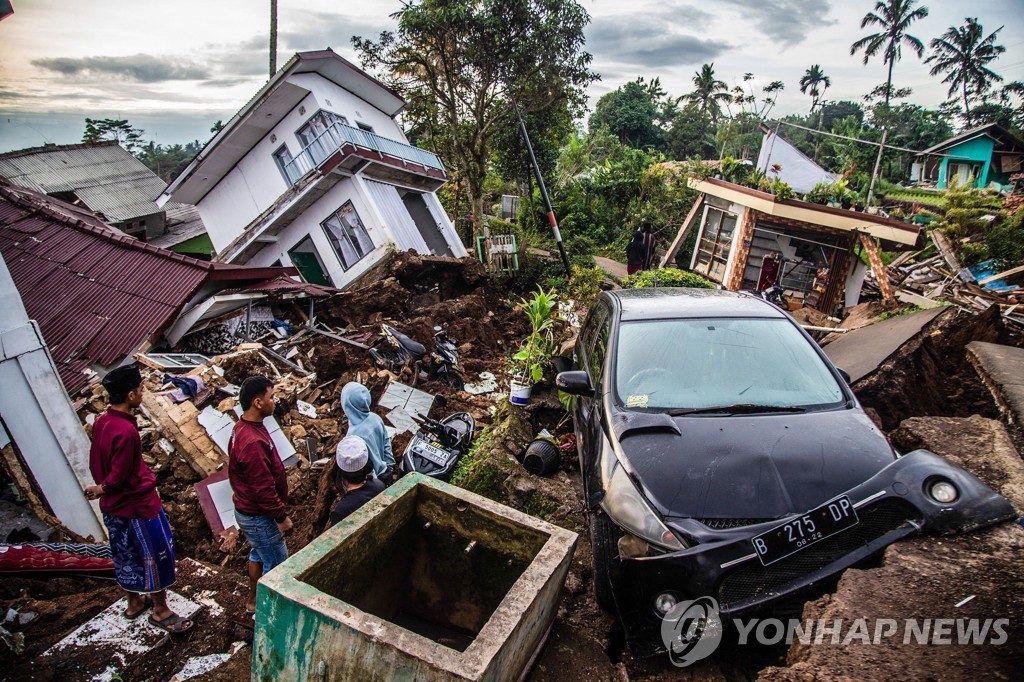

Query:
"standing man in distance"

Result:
[[229, 375, 291, 616], [85, 365, 193, 635]]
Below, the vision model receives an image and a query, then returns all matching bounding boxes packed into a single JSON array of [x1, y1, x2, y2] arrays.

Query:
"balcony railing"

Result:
[[282, 122, 445, 185]]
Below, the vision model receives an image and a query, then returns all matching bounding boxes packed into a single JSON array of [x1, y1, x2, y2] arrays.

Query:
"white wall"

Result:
[[757, 131, 837, 195], [196, 73, 422, 255], [0, 254, 106, 540], [247, 177, 390, 288]]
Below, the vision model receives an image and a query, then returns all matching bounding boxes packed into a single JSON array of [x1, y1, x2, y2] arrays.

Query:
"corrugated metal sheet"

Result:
[[0, 141, 168, 222], [0, 180, 294, 395]]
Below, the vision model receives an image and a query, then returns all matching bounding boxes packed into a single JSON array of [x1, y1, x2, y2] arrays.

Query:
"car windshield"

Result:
[[614, 317, 845, 411]]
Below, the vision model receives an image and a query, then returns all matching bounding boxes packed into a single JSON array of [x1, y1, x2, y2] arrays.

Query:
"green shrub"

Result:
[[623, 267, 715, 289]]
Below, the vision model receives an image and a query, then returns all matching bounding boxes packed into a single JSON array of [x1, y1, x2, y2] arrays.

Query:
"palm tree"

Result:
[[685, 63, 730, 121], [850, 0, 929, 106], [926, 18, 1005, 126], [799, 65, 831, 115]]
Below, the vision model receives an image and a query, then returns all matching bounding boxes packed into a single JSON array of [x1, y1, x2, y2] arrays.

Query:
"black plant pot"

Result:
[[841, 198, 852, 209]]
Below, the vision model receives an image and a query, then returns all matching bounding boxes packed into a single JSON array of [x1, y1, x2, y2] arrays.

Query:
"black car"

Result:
[[556, 288, 1016, 655]]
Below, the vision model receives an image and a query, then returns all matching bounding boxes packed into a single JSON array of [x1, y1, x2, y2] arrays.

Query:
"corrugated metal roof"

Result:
[[0, 180, 298, 395], [0, 141, 168, 222]]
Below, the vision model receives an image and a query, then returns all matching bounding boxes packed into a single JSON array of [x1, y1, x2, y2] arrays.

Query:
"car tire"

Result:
[[589, 511, 619, 612]]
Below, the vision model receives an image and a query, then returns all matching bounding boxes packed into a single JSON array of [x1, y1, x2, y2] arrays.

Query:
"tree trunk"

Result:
[[963, 84, 972, 127], [866, 128, 889, 208]]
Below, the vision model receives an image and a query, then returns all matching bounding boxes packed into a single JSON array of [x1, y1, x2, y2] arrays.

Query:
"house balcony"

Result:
[[282, 122, 446, 190], [216, 124, 447, 264]]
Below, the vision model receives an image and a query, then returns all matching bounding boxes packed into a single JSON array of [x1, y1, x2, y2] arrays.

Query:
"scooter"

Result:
[[402, 412, 475, 480], [426, 326, 464, 390], [368, 323, 464, 389], [368, 323, 424, 374]]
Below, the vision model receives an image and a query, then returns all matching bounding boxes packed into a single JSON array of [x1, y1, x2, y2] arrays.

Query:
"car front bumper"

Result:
[[612, 449, 1018, 657]]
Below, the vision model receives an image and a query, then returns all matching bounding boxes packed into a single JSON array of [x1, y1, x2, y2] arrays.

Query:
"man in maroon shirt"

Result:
[[85, 365, 193, 635], [229, 375, 292, 615]]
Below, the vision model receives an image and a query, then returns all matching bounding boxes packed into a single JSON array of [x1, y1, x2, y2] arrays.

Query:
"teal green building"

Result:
[[917, 123, 1024, 190]]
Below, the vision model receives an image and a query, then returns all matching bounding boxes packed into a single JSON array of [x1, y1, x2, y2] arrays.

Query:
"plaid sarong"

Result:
[[103, 509, 175, 593]]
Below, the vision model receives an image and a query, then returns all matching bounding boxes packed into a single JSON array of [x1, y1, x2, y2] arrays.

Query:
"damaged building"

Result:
[[157, 48, 466, 287]]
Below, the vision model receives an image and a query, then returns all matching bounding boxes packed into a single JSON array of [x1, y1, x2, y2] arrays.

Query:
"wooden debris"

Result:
[[141, 392, 225, 478]]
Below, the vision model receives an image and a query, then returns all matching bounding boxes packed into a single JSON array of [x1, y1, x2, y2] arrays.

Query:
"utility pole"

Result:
[[866, 127, 888, 208], [269, 0, 278, 77], [509, 88, 571, 280]]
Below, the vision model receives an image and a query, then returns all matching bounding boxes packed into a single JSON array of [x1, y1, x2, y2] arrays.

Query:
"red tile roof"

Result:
[[0, 179, 298, 394]]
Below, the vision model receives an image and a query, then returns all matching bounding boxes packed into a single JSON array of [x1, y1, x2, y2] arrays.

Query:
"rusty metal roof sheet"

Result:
[[0, 141, 170, 222], [0, 180, 297, 395]]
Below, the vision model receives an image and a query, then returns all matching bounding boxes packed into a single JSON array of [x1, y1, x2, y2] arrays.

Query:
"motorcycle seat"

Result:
[[393, 329, 426, 355]]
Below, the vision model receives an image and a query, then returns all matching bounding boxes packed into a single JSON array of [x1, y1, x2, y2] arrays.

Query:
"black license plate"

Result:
[[752, 495, 858, 565]]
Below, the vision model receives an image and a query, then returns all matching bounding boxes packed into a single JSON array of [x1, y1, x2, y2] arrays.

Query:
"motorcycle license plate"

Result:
[[413, 440, 451, 467], [751, 495, 858, 566]]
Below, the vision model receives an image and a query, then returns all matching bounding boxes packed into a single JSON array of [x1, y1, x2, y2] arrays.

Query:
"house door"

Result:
[[288, 237, 331, 286], [402, 192, 453, 257]]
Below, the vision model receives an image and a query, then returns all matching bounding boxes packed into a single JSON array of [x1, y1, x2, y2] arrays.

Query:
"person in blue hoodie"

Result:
[[340, 382, 395, 485]]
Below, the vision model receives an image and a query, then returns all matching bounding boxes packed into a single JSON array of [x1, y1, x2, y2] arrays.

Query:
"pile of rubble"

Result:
[[861, 230, 1023, 330]]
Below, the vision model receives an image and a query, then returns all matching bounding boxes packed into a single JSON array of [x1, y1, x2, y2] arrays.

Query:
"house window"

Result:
[[356, 122, 375, 133], [296, 110, 348, 166], [693, 207, 737, 281], [273, 145, 300, 185], [322, 201, 374, 271]]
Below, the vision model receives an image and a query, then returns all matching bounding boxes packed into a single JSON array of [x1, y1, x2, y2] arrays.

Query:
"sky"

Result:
[[1, 0, 1022, 153]]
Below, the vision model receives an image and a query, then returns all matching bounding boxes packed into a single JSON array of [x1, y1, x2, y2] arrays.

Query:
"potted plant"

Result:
[[508, 287, 560, 405]]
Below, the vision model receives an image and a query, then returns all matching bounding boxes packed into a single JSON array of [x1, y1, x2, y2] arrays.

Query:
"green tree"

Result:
[[81, 118, 145, 153], [663, 104, 716, 160], [850, 0, 929, 106], [588, 80, 662, 148], [799, 65, 831, 115], [136, 141, 202, 183], [684, 64, 730, 121], [353, 0, 596, 223], [926, 18, 1006, 126]]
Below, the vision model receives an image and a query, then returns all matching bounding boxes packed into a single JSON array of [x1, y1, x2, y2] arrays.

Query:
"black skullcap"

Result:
[[102, 364, 143, 393]]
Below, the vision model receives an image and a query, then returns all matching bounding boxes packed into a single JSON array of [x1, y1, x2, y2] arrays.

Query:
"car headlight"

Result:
[[927, 479, 959, 504], [603, 462, 686, 551]]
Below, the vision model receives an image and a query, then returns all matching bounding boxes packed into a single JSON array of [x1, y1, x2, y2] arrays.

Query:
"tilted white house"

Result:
[[158, 49, 466, 288]]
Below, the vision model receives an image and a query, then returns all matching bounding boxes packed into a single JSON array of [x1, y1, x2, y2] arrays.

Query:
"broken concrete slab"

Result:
[[966, 341, 1024, 425], [822, 306, 948, 382], [759, 415, 1024, 682], [253, 472, 578, 681], [41, 590, 203, 681]]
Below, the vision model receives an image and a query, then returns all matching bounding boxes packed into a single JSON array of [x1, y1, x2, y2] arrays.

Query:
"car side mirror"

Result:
[[837, 368, 852, 384], [550, 356, 573, 375], [556, 370, 595, 397]]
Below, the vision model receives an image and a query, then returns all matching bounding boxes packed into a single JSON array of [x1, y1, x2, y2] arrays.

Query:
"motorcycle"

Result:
[[402, 412, 475, 480], [368, 323, 464, 389], [426, 326, 464, 390]]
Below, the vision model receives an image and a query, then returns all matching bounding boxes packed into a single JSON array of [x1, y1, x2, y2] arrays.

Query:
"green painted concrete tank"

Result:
[[252, 472, 578, 681]]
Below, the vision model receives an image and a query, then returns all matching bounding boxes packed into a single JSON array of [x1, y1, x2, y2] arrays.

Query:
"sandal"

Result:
[[124, 595, 153, 620], [148, 611, 194, 635]]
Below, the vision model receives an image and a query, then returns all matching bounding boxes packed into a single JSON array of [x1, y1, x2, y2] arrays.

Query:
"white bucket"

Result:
[[509, 380, 532, 405]]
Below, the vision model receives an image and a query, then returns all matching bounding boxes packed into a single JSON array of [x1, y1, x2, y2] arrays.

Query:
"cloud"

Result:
[[279, 11, 395, 52], [716, 0, 835, 47], [587, 17, 726, 69], [31, 54, 211, 82]]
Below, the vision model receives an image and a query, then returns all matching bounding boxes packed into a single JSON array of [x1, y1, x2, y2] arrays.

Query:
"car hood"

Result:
[[616, 408, 896, 521]]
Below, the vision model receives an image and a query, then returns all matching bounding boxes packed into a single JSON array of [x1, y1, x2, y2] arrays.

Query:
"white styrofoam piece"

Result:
[[379, 381, 435, 435], [230, 406, 297, 466], [197, 405, 234, 456], [208, 478, 236, 532], [42, 591, 203, 681], [463, 371, 498, 395]]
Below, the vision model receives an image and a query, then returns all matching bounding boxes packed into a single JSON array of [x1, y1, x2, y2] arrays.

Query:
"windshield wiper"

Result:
[[668, 404, 807, 416]]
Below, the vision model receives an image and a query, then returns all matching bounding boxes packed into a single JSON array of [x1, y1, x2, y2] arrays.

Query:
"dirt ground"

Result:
[[1, 254, 1021, 680]]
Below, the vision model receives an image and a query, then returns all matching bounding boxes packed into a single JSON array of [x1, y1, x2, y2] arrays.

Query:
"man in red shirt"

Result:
[[84, 365, 193, 635], [229, 376, 291, 616]]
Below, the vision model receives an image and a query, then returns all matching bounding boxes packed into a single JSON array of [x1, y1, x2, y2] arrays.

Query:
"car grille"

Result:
[[717, 498, 918, 606], [699, 518, 775, 530]]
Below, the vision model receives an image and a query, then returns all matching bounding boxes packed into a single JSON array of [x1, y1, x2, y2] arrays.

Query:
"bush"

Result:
[[622, 267, 715, 289]]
